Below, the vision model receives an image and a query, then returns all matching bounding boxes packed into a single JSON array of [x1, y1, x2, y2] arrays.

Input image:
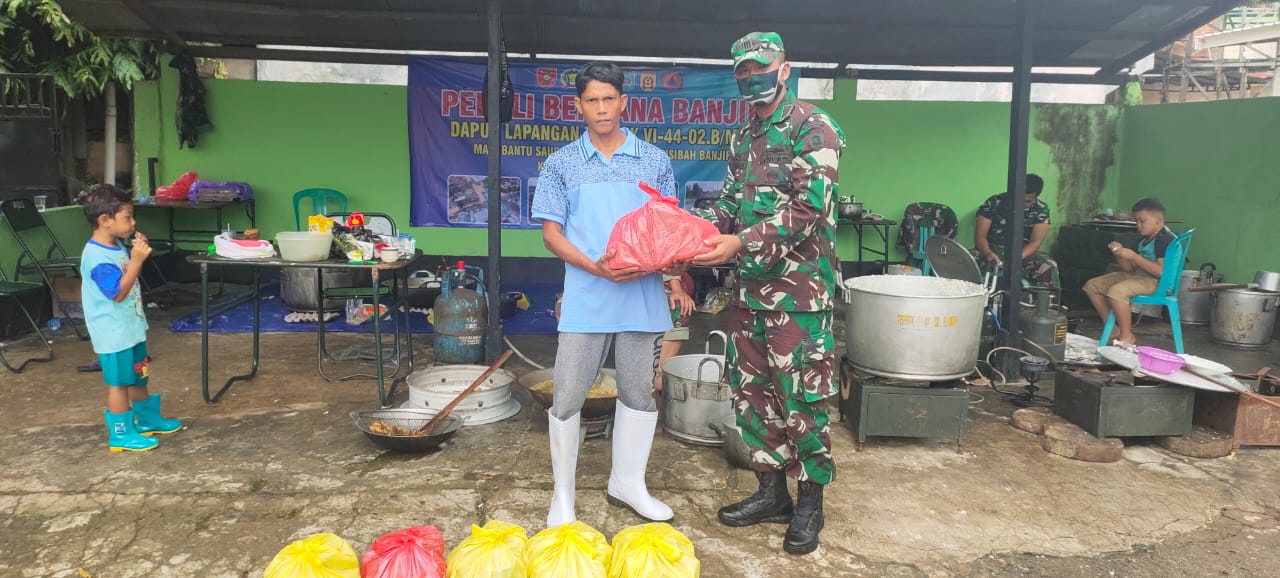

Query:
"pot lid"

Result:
[[924, 235, 983, 284]]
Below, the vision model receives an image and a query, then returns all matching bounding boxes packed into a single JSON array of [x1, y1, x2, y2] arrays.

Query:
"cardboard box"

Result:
[[50, 275, 84, 319]]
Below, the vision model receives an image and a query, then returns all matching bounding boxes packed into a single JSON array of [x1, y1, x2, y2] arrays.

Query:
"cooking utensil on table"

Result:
[[415, 350, 513, 435], [1189, 270, 1280, 293]]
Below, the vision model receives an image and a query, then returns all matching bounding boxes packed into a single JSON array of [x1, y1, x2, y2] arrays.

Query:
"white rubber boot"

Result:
[[546, 412, 581, 528], [606, 403, 674, 522]]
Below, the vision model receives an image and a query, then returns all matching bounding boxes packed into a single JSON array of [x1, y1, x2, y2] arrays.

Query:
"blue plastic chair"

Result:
[[1099, 228, 1195, 353], [292, 188, 348, 230]]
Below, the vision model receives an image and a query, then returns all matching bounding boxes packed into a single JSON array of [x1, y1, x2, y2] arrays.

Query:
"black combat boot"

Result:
[[717, 470, 793, 527], [783, 480, 824, 555]]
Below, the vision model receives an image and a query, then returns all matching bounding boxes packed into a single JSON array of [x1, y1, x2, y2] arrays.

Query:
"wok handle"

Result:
[[416, 350, 513, 435], [1188, 283, 1248, 293]]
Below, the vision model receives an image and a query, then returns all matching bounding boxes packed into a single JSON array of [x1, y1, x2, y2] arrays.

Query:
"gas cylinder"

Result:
[[434, 261, 487, 364], [1020, 287, 1068, 362]]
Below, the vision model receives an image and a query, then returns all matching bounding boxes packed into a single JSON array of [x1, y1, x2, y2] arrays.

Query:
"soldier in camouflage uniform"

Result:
[[974, 173, 1059, 288], [689, 32, 843, 556]]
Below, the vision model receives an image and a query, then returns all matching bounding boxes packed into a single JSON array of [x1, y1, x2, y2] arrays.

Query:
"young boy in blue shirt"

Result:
[[81, 185, 183, 452]]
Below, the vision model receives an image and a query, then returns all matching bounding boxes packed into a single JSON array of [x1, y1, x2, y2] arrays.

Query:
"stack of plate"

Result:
[[403, 365, 522, 425]]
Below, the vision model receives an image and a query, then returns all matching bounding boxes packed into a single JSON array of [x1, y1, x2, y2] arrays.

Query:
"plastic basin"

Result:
[[1137, 346, 1184, 375], [276, 231, 332, 261]]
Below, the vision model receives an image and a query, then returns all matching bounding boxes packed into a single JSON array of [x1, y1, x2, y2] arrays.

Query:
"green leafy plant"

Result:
[[0, 0, 158, 97]]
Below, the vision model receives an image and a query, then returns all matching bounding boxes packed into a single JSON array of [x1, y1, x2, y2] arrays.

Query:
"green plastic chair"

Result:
[[1099, 228, 1194, 354], [0, 268, 53, 372], [292, 188, 348, 231]]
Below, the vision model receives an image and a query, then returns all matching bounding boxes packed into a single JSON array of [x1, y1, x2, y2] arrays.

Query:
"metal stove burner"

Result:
[[1003, 355, 1054, 407], [579, 414, 613, 443]]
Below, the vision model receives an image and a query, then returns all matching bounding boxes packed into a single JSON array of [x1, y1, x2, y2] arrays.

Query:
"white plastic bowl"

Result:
[[276, 231, 333, 261]]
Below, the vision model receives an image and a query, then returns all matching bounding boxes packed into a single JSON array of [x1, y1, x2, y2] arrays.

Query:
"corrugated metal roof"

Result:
[[61, 0, 1237, 73]]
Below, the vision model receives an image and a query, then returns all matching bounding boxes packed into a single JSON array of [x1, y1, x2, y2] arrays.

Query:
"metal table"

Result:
[[187, 253, 414, 406], [136, 199, 256, 248], [839, 218, 896, 272]]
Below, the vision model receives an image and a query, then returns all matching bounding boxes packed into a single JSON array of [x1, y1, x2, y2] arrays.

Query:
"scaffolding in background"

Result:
[[1145, 3, 1280, 102]]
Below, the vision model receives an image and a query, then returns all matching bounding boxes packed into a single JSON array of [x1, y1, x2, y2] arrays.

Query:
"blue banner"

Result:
[[408, 57, 797, 228]]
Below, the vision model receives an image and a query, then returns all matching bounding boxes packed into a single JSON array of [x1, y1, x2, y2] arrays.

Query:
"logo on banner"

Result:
[[662, 71, 683, 90], [623, 71, 637, 89], [560, 69, 579, 88], [640, 71, 657, 92], [537, 68, 557, 88]]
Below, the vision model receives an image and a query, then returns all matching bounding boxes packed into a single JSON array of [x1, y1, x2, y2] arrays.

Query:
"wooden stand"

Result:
[[1194, 390, 1280, 450]]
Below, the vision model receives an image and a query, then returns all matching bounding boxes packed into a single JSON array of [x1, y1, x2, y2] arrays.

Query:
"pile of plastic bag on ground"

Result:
[[361, 525, 447, 578], [265, 520, 699, 578], [446, 520, 529, 578], [263, 533, 360, 578], [606, 181, 719, 272], [607, 523, 700, 578]]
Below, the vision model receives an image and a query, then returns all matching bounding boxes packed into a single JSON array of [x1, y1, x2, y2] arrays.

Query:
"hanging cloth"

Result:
[[169, 50, 213, 148]]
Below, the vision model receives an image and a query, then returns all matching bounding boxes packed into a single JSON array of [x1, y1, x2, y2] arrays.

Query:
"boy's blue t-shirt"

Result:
[[80, 239, 148, 354], [1136, 227, 1176, 277], [531, 128, 675, 334]]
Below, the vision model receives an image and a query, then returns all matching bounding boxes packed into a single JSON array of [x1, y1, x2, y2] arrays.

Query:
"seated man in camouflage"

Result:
[[973, 173, 1058, 288]]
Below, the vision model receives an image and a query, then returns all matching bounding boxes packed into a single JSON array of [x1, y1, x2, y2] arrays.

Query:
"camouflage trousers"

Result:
[[725, 306, 836, 484], [974, 250, 1060, 288]]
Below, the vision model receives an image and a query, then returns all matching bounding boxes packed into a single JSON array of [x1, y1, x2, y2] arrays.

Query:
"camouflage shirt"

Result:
[[696, 91, 845, 312], [977, 192, 1050, 258]]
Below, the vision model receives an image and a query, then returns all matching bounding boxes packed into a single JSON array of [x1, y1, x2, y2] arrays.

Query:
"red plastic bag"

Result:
[[606, 182, 719, 272], [360, 526, 447, 578], [156, 172, 198, 200]]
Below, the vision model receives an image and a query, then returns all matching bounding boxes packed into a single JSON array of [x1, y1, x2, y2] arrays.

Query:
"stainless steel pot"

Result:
[[1210, 288, 1280, 348], [707, 413, 752, 469], [1178, 266, 1222, 325], [1254, 270, 1280, 292], [280, 267, 370, 312], [661, 331, 732, 446], [842, 275, 988, 380]]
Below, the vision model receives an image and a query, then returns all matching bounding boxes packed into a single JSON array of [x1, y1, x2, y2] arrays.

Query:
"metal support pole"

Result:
[[1000, 0, 1035, 377], [484, 0, 504, 363], [1181, 33, 1192, 102], [104, 82, 117, 186]]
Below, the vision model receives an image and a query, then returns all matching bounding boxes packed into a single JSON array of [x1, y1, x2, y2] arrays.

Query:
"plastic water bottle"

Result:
[[46, 317, 61, 333]]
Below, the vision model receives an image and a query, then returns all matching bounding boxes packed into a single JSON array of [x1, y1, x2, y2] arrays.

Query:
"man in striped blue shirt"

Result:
[[530, 62, 677, 528]]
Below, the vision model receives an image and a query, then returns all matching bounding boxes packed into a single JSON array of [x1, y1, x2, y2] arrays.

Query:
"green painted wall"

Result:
[[130, 66, 1121, 267], [1117, 98, 1280, 282]]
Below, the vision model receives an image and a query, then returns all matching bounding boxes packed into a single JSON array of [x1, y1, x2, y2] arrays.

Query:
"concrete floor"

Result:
[[2, 294, 1279, 577]]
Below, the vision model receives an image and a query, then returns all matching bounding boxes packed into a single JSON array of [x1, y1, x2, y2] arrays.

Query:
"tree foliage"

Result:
[[0, 0, 158, 96]]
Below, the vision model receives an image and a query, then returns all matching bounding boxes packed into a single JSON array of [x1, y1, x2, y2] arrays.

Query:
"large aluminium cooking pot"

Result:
[[1178, 265, 1222, 325], [661, 331, 732, 446], [280, 267, 371, 312], [843, 275, 988, 381], [1210, 288, 1280, 348]]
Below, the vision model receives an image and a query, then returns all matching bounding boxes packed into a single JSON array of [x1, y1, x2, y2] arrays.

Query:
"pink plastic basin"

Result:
[[1137, 346, 1185, 375]]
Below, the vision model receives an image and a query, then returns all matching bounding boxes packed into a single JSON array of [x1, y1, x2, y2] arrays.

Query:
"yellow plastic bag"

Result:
[[445, 520, 528, 578], [525, 522, 612, 578], [607, 523, 700, 578], [263, 533, 360, 578]]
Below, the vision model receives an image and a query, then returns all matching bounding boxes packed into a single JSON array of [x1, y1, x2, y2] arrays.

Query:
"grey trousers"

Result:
[[550, 332, 663, 420]]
